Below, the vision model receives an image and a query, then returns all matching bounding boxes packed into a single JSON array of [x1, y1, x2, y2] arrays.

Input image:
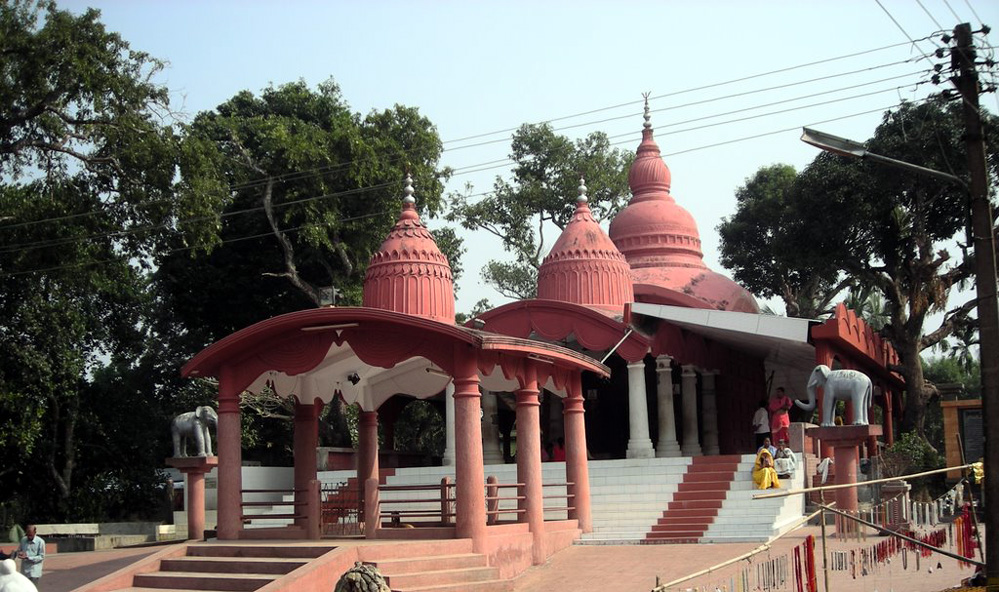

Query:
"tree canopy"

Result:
[[0, 3, 461, 524], [448, 123, 633, 299], [719, 97, 999, 441]]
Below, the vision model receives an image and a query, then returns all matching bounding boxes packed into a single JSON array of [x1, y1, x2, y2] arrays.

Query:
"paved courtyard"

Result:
[[43, 525, 980, 592]]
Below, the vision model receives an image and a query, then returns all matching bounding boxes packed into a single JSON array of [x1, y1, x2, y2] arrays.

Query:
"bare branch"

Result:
[[919, 297, 979, 351]]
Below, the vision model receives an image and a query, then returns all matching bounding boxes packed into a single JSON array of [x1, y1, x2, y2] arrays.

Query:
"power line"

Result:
[[2, 74, 932, 256], [960, 0, 983, 26], [941, 0, 963, 22], [916, 0, 946, 30], [1, 45, 934, 233], [2, 94, 934, 275]]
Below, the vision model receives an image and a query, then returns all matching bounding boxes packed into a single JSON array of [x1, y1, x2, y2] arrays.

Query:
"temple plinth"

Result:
[[167, 456, 218, 541], [808, 425, 882, 535]]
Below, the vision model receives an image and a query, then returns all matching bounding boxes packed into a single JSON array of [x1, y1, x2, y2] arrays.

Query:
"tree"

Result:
[[718, 164, 854, 318], [448, 123, 633, 299], [0, 1, 181, 521], [719, 97, 999, 442], [154, 80, 460, 459]]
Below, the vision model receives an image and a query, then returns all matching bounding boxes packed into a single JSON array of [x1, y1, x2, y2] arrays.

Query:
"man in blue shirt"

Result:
[[17, 524, 44, 586]]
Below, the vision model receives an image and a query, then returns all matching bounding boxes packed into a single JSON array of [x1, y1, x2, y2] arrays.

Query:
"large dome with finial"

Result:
[[363, 175, 455, 323], [536, 178, 634, 313], [608, 97, 759, 313]]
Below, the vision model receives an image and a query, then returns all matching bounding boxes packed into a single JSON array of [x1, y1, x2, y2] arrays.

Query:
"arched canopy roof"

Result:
[[182, 307, 609, 410], [472, 299, 651, 363]]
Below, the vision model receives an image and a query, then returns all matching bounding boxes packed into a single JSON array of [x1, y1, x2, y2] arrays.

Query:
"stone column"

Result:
[[293, 400, 320, 535], [515, 366, 545, 564], [626, 360, 655, 458], [655, 355, 681, 458], [481, 391, 505, 465], [453, 351, 487, 552], [216, 367, 242, 540], [701, 371, 720, 455], [564, 374, 592, 533], [680, 365, 702, 456], [167, 457, 218, 541], [443, 382, 456, 466]]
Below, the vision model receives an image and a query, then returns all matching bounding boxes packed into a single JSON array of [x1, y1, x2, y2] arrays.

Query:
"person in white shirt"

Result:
[[16, 525, 44, 586], [751, 399, 770, 449]]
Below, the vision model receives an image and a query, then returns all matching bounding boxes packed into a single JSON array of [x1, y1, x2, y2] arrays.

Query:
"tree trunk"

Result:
[[896, 339, 931, 445]]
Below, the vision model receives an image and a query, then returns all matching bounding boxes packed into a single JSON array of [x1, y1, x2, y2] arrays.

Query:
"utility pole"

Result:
[[953, 22, 999, 590]]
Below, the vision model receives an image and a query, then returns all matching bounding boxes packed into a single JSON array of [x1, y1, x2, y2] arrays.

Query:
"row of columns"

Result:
[[360, 360, 591, 563], [628, 355, 720, 459], [443, 355, 723, 463]]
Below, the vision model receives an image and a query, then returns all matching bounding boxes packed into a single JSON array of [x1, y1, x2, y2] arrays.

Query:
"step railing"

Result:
[[241, 481, 320, 538], [369, 475, 576, 530]]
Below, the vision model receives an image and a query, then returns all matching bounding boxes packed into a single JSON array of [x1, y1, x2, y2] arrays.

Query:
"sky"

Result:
[[61, 0, 999, 317]]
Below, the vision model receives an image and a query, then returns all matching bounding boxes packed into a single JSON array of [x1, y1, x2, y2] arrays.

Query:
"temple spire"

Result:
[[642, 91, 652, 130], [577, 176, 588, 204]]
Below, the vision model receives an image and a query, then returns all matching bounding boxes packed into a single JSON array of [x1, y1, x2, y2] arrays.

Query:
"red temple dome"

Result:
[[363, 175, 455, 323], [537, 178, 634, 313], [608, 101, 758, 313]]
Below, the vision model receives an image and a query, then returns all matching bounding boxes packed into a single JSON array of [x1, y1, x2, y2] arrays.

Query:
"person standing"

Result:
[[769, 387, 793, 447], [751, 399, 770, 449], [17, 524, 44, 587]]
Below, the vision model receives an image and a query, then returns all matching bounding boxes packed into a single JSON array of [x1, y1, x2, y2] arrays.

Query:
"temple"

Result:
[[156, 104, 905, 585]]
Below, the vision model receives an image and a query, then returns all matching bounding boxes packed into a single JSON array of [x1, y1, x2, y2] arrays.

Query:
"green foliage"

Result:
[[719, 97, 999, 441], [158, 80, 457, 350], [718, 163, 852, 318], [879, 431, 945, 498], [448, 123, 632, 299], [392, 400, 445, 458]]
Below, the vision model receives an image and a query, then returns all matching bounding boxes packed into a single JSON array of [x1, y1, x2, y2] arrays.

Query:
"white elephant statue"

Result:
[[171, 406, 218, 457], [0, 559, 37, 592], [794, 365, 873, 427]]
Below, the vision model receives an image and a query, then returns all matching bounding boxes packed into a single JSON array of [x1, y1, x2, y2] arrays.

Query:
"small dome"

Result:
[[363, 175, 455, 323], [537, 178, 633, 312], [609, 101, 758, 313]]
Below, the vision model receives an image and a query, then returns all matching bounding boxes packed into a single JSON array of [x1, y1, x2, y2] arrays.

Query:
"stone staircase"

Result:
[[645, 455, 741, 543], [363, 540, 511, 592], [123, 544, 330, 591], [579, 454, 805, 544], [315, 454, 806, 546]]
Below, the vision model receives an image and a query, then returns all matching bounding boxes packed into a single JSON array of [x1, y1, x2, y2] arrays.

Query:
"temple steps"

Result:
[[124, 544, 335, 592], [365, 546, 511, 592]]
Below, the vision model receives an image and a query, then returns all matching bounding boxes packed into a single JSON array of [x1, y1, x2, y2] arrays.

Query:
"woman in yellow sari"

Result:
[[753, 447, 781, 489]]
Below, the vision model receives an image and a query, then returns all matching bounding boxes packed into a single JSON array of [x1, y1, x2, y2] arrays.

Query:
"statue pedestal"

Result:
[[167, 456, 218, 541], [807, 425, 881, 536]]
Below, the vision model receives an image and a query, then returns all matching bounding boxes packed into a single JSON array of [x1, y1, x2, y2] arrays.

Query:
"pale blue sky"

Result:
[[62, 0, 998, 315]]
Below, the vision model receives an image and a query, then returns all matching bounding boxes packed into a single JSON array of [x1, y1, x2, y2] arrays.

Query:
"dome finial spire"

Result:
[[403, 172, 416, 204], [642, 91, 652, 130], [577, 175, 588, 204]]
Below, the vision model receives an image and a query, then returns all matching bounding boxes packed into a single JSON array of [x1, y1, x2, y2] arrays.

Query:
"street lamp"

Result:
[[801, 127, 963, 184], [802, 127, 998, 572]]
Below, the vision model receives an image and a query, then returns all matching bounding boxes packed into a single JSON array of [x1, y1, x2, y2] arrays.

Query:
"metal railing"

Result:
[[372, 476, 577, 528], [320, 481, 363, 536]]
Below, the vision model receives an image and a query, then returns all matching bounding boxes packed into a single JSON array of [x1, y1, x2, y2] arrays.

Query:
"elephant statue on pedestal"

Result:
[[171, 406, 218, 457], [794, 365, 873, 427]]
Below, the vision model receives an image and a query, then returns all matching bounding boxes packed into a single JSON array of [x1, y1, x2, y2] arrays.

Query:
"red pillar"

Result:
[[453, 349, 487, 552], [294, 400, 320, 537], [515, 365, 545, 565], [357, 410, 379, 486], [216, 366, 243, 540], [167, 457, 218, 541], [564, 374, 592, 533], [814, 343, 834, 459]]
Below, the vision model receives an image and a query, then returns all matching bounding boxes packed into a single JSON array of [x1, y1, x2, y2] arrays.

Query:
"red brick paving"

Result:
[[41, 526, 982, 592], [513, 526, 982, 592]]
